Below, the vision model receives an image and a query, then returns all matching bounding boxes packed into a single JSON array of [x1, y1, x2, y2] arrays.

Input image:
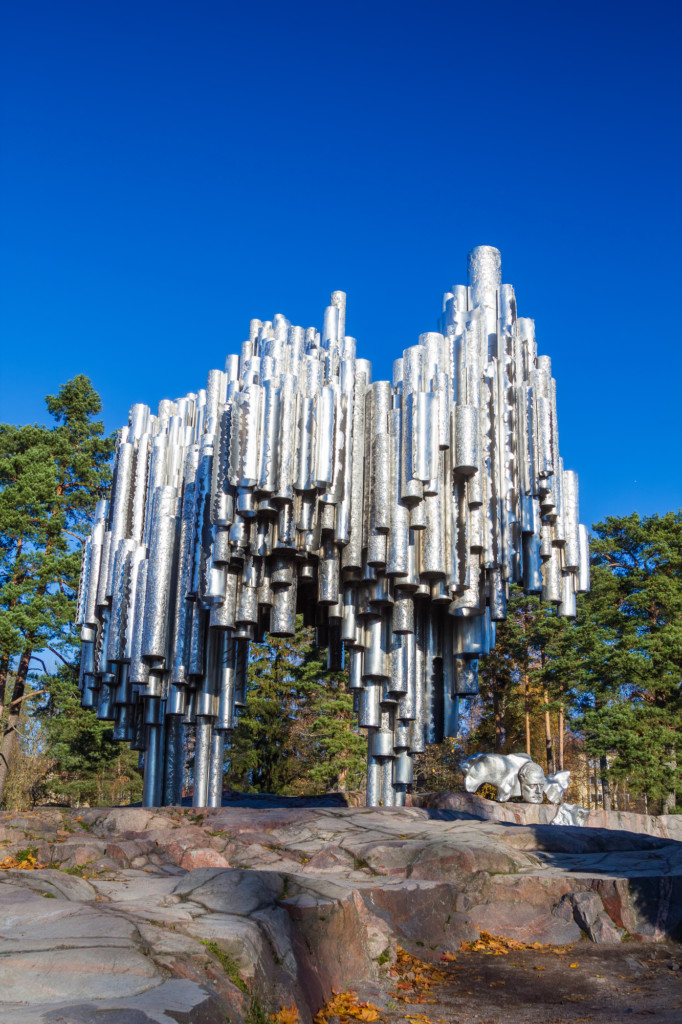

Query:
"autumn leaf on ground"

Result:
[[314, 991, 382, 1024], [389, 946, 447, 1003], [440, 952, 457, 962], [270, 1005, 301, 1024], [0, 853, 45, 870], [461, 930, 574, 956]]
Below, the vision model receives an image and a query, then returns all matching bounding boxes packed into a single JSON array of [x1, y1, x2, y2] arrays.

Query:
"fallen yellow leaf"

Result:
[[270, 1006, 300, 1024]]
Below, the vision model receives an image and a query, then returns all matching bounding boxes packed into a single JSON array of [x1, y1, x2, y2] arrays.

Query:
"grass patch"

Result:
[[54, 862, 97, 876], [375, 946, 391, 966], [200, 940, 249, 994], [186, 812, 207, 825], [41, 891, 56, 898], [0, 847, 45, 870], [245, 995, 269, 1024], [352, 855, 379, 875], [15, 847, 38, 863]]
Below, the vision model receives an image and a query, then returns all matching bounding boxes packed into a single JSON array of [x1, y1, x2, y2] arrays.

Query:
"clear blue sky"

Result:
[[1, 0, 680, 532]]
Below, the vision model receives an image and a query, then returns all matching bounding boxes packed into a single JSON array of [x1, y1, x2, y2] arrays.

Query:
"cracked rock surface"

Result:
[[1, 797, 681, 1023]]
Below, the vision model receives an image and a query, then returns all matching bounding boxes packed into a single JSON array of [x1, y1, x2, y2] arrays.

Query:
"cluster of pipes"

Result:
[[76, 245, 589, 807]]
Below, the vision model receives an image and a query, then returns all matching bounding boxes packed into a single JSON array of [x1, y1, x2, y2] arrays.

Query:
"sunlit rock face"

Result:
[[76, 246, 588, 807]]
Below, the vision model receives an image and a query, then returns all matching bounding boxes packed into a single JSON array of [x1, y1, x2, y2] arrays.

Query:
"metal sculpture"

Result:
[[461, 752, 571, 804], [551, 803, 590, 827], [76, 245, 589, 807]]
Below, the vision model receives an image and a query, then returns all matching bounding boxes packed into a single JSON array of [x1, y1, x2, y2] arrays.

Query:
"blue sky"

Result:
[[1, 0, 680, 532]]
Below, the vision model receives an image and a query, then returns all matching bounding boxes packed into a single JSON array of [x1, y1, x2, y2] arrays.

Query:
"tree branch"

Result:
[[45, 646, 76, 670], [63, 530, 85, 548], [9, 688, 47, 709]]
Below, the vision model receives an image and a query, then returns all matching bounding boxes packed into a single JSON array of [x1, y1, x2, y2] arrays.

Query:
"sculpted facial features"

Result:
[[462, 752, 572, 805], [518, 761, 546, 803]]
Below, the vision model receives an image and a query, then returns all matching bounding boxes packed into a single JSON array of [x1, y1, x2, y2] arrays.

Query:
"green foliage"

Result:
[[0, 375, 114, 664], [226, 618, 366, 795], [0, 376, 119, 805], [36, 665, 142, 807], [571, 512, 682, 808], [471, 587, 573, 765], [200, 940, 249, 992], [15, 846, 38, 863], [292, 628, 366, 794], [472, 512, 682, 812], [245, 995, 269, 1024], [414, 738, 465, 792]]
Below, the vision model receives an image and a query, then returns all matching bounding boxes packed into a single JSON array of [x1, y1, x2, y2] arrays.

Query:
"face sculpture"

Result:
[[518, 762, 546, 803]]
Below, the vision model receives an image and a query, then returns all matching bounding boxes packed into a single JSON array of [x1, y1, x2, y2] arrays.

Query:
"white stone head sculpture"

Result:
[[517, 760, 546, 803], [461, 752, 572, 805]]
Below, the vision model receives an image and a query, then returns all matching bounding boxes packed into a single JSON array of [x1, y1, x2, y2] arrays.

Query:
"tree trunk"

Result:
[[558, 686, 565, 771], [524, 668, 531, 757], [493, 682, 503, 751], [1, 538, 24, 716], [0, 655, 8, 713], [543, 686, 554, 773], [0, 648, 31, 803], [599, 754, 612, 812], [663, 746, 676, 814], [590, 758, 598, 808]]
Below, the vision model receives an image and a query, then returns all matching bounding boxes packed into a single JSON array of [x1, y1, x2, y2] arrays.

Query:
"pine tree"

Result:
[[571, 513, 682, 812], [0, 377, 114, 803], [473, 587, 574, 770], [291, 638, 365, 795], [226, 631, 304, 793], [226, 618, 365, 795], [35, 665, 142, 807]]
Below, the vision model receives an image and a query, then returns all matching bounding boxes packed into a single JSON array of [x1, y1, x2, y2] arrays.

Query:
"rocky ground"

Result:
[[0, 795, 681, 1023]]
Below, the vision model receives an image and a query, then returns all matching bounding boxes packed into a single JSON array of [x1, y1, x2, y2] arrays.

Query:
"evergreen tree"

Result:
[[36, 665, 142, 807], [571, 512, 682, 812], [473, 587, 574, 770], [226, 631, 304, 793], [290, 638, 366, 795], [0, 377, 114, 803], [414, 738, 465, 792], [226, 618, 365, 795]]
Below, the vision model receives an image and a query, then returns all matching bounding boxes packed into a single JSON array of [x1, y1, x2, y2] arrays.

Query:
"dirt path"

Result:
[[380, 943, 682, 1024]]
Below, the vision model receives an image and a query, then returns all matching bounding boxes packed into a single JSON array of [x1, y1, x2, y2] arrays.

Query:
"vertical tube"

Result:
[[193, 717, 212, 807], [208, 730, 225, 808]]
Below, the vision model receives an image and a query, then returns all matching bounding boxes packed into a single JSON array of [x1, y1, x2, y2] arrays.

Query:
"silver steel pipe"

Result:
[[78, 247, 588, 807]]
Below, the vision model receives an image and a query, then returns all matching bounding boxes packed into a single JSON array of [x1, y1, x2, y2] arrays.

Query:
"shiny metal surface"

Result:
[[462, 751, 573, 806], [78, 246, 588, 807], [551, 802, 590, 826]]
